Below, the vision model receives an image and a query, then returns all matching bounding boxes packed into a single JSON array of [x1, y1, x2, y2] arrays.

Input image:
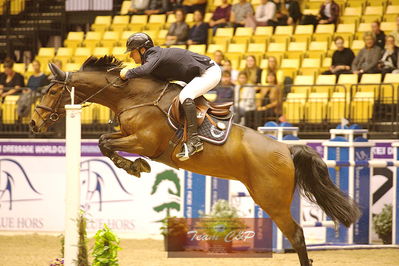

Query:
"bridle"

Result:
[[34, 70, 127, 131]]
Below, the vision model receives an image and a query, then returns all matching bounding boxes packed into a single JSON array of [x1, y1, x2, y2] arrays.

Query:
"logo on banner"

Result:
[[151, 170, 181, 218], [0, 159, 41, 210], [80, 159, 133, 212]]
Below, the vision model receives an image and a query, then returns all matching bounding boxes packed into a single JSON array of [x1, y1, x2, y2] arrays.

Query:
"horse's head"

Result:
[[30, 56, 125, 133], [30, 63, 71, 133]]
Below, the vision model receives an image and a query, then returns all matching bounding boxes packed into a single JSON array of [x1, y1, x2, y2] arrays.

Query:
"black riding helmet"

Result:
[[125, 32, 154, 56]]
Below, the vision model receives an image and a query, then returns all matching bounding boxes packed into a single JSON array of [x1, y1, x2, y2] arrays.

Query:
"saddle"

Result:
[[167, 96, 234, 145]]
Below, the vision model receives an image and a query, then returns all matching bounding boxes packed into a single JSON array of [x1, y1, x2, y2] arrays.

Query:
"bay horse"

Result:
[[30, 56, 360, 265]]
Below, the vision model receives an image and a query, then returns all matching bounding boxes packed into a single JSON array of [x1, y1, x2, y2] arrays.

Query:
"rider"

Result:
[[120, 32, 222, 161]]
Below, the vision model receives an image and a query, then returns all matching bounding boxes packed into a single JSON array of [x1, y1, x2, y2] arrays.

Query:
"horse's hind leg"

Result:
[[99, 132, 151, 177]]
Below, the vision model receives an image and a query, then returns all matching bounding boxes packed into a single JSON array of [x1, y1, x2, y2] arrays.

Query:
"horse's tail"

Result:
[[289, 144, 361, 227]]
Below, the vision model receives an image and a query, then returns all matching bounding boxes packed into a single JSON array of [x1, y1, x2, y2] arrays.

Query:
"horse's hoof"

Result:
[[126, 166, 141, 178], [136, 158, 151, 173]]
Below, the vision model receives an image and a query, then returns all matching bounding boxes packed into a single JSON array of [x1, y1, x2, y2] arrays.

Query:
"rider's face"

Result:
[[130, 49, 142, 64]]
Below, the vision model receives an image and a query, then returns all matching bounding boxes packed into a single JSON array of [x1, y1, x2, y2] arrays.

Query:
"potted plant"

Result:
[[161, 216, 188, 251], [373, 204, 392, 244], [199, 200, 245, 253]]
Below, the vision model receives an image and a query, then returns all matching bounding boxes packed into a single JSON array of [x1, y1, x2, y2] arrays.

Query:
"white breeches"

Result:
[[179, 60, 222, 103]]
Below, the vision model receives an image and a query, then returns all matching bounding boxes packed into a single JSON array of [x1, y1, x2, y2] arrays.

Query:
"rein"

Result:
[[114, 82, 170, 125]]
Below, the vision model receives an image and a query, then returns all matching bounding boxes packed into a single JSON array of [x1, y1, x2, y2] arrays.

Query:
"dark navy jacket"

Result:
[[125, 46, 213, 83]]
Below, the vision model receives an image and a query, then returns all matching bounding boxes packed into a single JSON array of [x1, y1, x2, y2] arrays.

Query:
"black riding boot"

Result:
[[176, 98, 203, 161]]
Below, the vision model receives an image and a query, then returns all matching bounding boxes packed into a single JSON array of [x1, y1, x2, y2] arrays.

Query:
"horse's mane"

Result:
[[80, 55, 124, 71]]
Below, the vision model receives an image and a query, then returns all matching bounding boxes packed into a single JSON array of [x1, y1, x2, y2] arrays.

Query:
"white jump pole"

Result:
[[64, 86, 82, 266]]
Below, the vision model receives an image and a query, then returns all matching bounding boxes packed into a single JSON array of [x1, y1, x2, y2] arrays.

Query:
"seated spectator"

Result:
[[257, 72, 282, 118], [187, 10, 209, 45], [243, 55, 262, 84], [129, 0, 150, 14], [372, 21, 385, 49], [214, 71, 234, 103], [27, 60, 49, 93], [285, 0, 302, 25], [0, 59, 24, 98], [144, 0, 170, 15], [209, 0, 231, 33], [352, 32, 382, 75], [264, 56, 284, 84], [213, 50, 225, 67], [182, 0, 207, 14], [222, 59, 239, 83], [165, 9, 189, 45], [234, 71, 256, 124], [230, 0, 254, 28], [322, 36, 355, 76], [391, 15, 399, 47], [246, 0, 276, 27], [378, 35, 399, 75], [318, 0, 339, 25]]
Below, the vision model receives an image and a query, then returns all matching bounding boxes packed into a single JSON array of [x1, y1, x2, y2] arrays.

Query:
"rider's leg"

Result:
[[177, 62, 221, 160]]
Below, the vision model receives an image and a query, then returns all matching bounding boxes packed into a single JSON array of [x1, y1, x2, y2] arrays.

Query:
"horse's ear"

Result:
[[48, 63, 66, 81]]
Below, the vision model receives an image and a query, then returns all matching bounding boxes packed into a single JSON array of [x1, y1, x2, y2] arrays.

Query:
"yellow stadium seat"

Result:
[[206, 43, 226, 57], [146, 14, 166, 30], [260, 69, 284, 84], [357, 73, 382, 98], [120, 1, 131, 15], [283, 93, 307, 123], [55, 47, 74, 66], [351, 92, 374, 123], [356, 23, 370, 38], [111, 46, 128, 61], [83, 31, 103, 49], [292, 75, 314, 95], [64, 31, 84, 48], [364, 6, 383, 15], [95, 104, 111, 123], [233, 27, 254, 43], [337, 73, 358, 92], [246, 43, 266, 58], [92, 47, 110, 57], [36, 47, 55, 66], [266, 42, 286, 60], [384, 5, 399, 21], [305, 92, 329, 123], [280, 58, 300, 77], [188, 44, 206, 54], [73, 47, 92, 64], [65, 63, 81, 72], [121, 31, 136, 43], [252, 26, 273, 43], [226, 43, 247, 61], [142, 30, 157, 41], [13, 63, 25, 74], [351, 40, 364, 53], [155, 29, 168, 45], [302, 8, 319, 15], [204, 13, 213, 23], [101, 31, 121, 47], [91, 16, 112, 32], [81, 103, 96, 124], [300, 58, 321, 76], [382, 73, 399, 103], [166, 14, 176, 26], [381, 22, 396, 32], [314, 24, 335, 41], [286, 42, 307, 59], [314, 74, 336, 94], [336, 23, 356, 39], [1, 96, 19, 124], [275, 25, 294, 35], [186, 13, 194, 24], [111, 15, 130, 32], [367, 0, 387, 6], [293, 25, 313, 42], [129, 15, 148, 31], [340, 7, 362, 24], [213, 28, 234, 44], [322, 57, 332, 69], [328, 92, 349, 122]]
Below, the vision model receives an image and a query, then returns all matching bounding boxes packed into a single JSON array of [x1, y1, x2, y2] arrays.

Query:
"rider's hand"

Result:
[[120, 68, 129, 80]]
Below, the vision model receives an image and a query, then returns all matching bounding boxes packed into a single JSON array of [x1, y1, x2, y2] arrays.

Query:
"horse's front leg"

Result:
[[99, 132, 151, 177]]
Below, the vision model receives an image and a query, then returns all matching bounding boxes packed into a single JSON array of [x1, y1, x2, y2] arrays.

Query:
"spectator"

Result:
[[213, 50, 225, 67], [234, 71, 256, 124], [129, 0, 150, 14], [352, 32, 382, 75], [209, 0, 231, 33], [230, 0, 254, 28], [322, 36, 355, 76], [371, 21, 386, 49], [27, 60, 49, 93], [378, 35, 399, 75], [187, 10, 209, 45], [257, 72, 282, 118], [165, 9, 189, 45], [251, 0, 276, 26], [222, 59, 239, 83], [267, 0, 301, 26], [262, 56, 284, 85], [0, 59, 24, 98], [391, 15, 399, 47], [318, 0, 339, 25], [285, 0, 302, 25], [144, 0, 170, 15], [243, 55, 262, 84], [214, 71, 234, 103], [182, 0, 207, 14]]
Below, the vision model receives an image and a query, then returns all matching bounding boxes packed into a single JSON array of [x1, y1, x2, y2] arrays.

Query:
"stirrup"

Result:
[[176, 140, 203, 161]]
